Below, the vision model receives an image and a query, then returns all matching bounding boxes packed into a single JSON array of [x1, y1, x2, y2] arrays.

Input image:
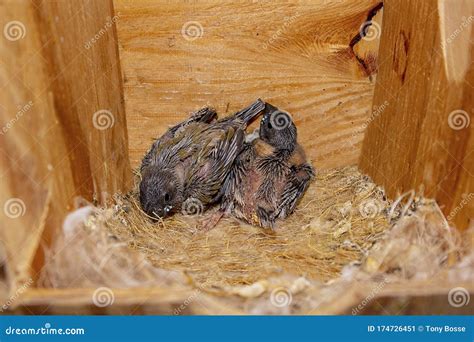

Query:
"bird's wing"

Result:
[[185, 127, 244, 205], [140, 108, 217, 171], [219, 142, 255, 211], [170, 107, 217, 136], [255, 154, 287, 203], [273, 163, 315, 219]]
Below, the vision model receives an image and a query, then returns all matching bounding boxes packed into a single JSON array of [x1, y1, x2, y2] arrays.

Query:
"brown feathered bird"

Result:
[[139, 99, 265, 219], [221, 103, 315, 228]]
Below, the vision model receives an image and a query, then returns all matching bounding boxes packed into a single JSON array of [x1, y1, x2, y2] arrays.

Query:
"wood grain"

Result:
[[0, 0, 131, 293], [11, 287, 242, 315], [359, 0, 474, 230], [35, 0, 132, 204], [114, 0, 382, 170], [8, 281, 473, 315], [1, 0, 75, 294]]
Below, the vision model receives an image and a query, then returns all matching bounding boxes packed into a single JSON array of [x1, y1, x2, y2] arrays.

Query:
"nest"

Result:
[[40, 166, 473, 314]]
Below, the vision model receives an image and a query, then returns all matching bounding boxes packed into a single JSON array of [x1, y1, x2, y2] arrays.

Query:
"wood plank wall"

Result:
[[0, 0, 131, 293], [114, 0, 383, 169], [360, 0, 473, 230]]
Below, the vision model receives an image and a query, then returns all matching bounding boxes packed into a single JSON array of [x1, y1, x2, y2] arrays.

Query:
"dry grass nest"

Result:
[[40, 166, 473, 314], [106, 166, 388, 289]]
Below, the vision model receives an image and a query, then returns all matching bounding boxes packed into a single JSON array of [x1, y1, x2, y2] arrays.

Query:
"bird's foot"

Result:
[[256, 206, 276, 230], [196, 211, 225, 232]]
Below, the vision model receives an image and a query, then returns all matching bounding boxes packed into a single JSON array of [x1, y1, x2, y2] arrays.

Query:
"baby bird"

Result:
[[139, 99, 265, 219], [221, 103, 315, 228]]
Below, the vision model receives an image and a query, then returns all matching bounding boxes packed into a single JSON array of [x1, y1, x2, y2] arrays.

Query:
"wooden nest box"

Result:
[[0, 0, 472, 314]]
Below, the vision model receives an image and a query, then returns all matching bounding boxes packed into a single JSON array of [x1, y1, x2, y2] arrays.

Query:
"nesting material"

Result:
[[106, 166, 389, 290], [361, 198, 461, 280], [242, 198, 471, 315], [40, 206, 184, 289], [40, 166, 473, 314], [42, 166, 389, 289]]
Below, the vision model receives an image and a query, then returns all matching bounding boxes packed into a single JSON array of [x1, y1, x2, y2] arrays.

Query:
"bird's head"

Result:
[[259, 103, 297, 152], [139, 167, 183, 220]]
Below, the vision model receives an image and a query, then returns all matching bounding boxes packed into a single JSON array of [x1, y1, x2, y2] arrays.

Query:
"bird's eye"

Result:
[[267, 121, 272, 129], [164, 193, 170, 202]]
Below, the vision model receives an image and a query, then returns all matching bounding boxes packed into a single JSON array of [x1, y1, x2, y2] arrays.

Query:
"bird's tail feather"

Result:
[[234, 99, 265, 125]]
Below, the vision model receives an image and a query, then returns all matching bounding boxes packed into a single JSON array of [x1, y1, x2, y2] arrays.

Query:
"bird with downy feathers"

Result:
[[220, 102, 315, 229], [139, 99, 266, 220]]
